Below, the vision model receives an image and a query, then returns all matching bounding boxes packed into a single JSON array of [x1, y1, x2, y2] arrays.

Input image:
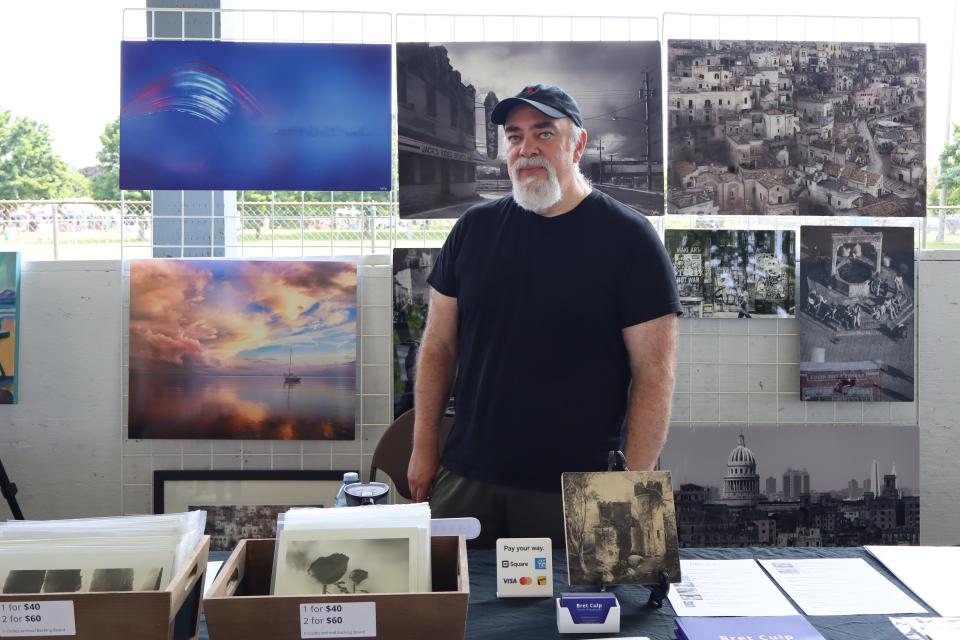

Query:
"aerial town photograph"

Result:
[[667, 40, 926, 216]]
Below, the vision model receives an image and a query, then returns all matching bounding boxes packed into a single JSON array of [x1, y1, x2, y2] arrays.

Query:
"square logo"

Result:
[[534, 557, 547, 570], [501, 560, 509, 569], [537, 576, 548, 586]]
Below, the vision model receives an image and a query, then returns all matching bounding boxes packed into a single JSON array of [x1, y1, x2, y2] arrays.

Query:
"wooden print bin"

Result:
[[204, 535, 470, 640], [0, 535, 210, 640]]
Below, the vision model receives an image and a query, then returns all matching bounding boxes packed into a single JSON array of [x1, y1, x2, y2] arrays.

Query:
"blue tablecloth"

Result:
[[202, 546, 933, 639]]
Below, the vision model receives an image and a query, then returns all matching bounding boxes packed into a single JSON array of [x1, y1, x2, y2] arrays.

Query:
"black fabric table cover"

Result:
[[202, 546, 934, 639]]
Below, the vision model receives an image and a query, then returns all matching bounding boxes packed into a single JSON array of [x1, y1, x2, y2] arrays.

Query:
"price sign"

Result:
[[299, 602, 376, 639], [0, 601, 76, 637]]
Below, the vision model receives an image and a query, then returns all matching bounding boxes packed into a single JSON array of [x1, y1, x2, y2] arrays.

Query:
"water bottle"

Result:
[[334, 472, 360, 507]]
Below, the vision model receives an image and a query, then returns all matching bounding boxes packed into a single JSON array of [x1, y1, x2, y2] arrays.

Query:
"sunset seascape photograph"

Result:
[[128, 259, 357, 440]]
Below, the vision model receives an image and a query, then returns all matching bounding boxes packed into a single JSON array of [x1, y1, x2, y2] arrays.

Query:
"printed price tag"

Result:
[[299, 602, 376, 639], [0, 601, 76, 637]]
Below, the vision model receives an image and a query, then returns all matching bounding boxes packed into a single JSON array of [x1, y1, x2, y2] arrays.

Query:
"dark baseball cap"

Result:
[[490, 84, 583, 128]]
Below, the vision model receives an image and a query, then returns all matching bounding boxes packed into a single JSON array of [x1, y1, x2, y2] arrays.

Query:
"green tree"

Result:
[[930, 124, 960, 206], [89, 117, 149, 201], [0, 107, 87, 199]]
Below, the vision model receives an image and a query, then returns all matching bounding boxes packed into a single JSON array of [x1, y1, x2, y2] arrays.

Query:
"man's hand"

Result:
[[407, 442, 441, 502]]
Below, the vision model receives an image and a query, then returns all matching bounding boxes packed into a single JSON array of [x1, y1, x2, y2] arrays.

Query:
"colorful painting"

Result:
[[799, 225, 914, 402], [665, 230, 795, 318], [667, 40, 925, 216], [128, 259, 357, 439], [0, 253, 21, 404], [120, 41, 391, 191], [397, 41, 663, 218]]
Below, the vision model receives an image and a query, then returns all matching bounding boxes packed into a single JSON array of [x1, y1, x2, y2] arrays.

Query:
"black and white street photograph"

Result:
[[392, 248, 441, 418], [668, 40, 925, 216], [398, 41, 663, 218], [799, 225, 915, 401], [659, 425, 920, 548], [665, 229, 796, 318], [562, 470, 680, 586]]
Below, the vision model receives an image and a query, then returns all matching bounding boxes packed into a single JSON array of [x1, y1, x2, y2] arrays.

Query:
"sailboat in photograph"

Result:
[[284, 346, 301, 385]]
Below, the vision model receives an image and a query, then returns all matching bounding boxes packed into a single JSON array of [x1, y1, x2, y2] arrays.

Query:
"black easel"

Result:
[[602, 450, 670, 609], [0, 457, 24, 520]]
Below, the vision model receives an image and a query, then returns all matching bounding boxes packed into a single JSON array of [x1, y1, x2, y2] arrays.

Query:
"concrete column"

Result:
[[146, 0, 236, 258]]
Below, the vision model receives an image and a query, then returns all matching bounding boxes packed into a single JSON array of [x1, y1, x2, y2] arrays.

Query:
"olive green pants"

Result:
[[429, 468, 566, 549]]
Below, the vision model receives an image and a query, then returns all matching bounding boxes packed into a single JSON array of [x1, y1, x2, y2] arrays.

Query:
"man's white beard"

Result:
[[510, 156, 562, 213]]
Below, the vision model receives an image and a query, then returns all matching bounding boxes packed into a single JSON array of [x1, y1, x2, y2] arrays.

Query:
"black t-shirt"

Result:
[[428, 190, 681, 491]]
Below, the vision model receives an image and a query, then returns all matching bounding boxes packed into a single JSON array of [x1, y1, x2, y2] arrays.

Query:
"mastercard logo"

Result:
[[519, 577, 532, 585]]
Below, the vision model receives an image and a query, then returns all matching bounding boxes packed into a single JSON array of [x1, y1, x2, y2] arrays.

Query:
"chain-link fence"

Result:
[[2, 198, 959, 260], [0, 197, 460, 260]]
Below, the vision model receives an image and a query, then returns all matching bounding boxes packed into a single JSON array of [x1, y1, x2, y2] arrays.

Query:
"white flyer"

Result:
[[867, 545, 960, 616], [889, 616, 960, 640], [667, 559, 798, 617], [496, 538, 553, 598], [758, 558, 928, 616]]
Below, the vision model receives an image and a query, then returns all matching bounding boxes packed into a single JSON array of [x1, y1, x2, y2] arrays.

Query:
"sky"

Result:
[[128, 259, 356, 376], [660, 424, 919, 494], [435, 41, 661, 162], [0, 0, 956, 170]]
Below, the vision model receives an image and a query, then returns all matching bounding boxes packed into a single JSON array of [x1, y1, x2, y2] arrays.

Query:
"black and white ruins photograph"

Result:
[[392, 248, 441, 418], [659, 425, 919, 548], [562, 470, 680, 586], [799, 225, 914, 401], [665, 229, 796, 318], [667, 40, 925, 216], [397, 41, 663, 218]]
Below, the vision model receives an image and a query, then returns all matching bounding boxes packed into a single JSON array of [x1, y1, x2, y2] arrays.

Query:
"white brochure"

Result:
[[889, 616, 960, 640], [667, 559, 798, 617], [866, 545, 960, 616], [758, 558, 927, 616], [496, 537, 553, 598]]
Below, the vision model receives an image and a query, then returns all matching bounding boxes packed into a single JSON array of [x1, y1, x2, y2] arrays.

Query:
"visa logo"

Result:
[[502, 578, 517, 584]]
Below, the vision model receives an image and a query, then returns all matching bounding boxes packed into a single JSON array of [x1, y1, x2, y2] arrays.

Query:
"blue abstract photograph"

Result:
[[120, 41, 391, 191]]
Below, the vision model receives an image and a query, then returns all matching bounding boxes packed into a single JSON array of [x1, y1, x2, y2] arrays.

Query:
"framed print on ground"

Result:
[[153, 470, 351, 551]]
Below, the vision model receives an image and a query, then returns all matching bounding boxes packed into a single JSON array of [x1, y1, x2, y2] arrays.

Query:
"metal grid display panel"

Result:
[[118, 9, 396, 515], [116, 10, 924, 514], [663, 12, 922, 431]]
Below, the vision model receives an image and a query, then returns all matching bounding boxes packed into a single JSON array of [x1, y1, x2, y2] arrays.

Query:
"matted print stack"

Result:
[[665, 230, 795, 318], [798, 225, 914, 402], [660, 425, 919, 548], [128, 260, 357, 439], [667, 40, 926, 217], [397, 41, 663, 219]]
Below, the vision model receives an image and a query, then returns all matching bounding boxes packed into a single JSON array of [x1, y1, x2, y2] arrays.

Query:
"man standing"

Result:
[[407, 85, 681, 547]]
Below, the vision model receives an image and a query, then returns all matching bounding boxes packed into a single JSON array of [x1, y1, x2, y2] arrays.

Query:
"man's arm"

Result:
[[407, 288, 459, 502], [621, 313, 678, 470]]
